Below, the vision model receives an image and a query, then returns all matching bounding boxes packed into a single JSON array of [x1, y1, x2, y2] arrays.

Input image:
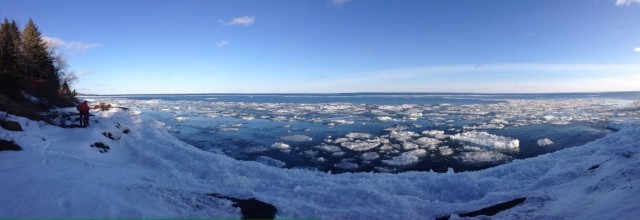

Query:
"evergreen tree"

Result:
[[21, 18, 52, 79], [0, 18, 22, 74]]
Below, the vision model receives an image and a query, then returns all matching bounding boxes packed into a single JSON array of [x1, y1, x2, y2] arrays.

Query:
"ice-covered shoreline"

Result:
[[1, 108, 639, 219]]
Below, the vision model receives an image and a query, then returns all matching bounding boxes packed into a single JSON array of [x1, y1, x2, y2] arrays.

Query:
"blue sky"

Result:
[[1, 0, 639, 94]]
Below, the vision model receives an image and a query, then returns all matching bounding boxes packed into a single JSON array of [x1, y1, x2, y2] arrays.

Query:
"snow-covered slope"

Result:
[[1, 108, 639, 219]]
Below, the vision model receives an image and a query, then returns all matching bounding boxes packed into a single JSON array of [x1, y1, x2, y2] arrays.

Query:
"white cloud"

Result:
[[225, 16, 255, 26], [634, 47, 640, 53], [615, 0, 640, 6], [216, 40, 229, 47], [43, 36, 99, 52], [331, 0, 351, 6]]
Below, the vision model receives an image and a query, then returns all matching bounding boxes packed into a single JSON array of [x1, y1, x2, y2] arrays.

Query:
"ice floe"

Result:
[[341, 141, 380, 152], [381, 149, 427, 166], [280, 134, 313, 142], [456, 151, 512, 164], [360, 152, 380, 160], [537, 138, 554, 146], [451, 131, 520, 150]]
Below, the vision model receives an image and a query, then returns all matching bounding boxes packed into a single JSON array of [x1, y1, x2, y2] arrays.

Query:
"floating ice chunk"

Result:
[[537, 138, 554, 146], [332, 152, 346, 157], [490, 118, 509, 124], [382, 149, 426, 167], [439, 146, 454, 156], [280, 134, 313, 142], [271, 142, 290, 150], [255, 156, 286, 168], [413, 137, 442, 148], [333, 138, 351, 144], [240, 115, 255, 120], [385, 125, 408, 132], [402, 142, 419, 150], [451, 131, 519, 150], [341, 141, 380, 151], [405, 149, 427, 158], [463, 145, 482, 151], [330, 119, 354, 125], [463, 123, 506, 130], [303, 150, 318, 157], [361, 152, 380, 161], [313, 144, 342, 153], [243, 146, 269, 154], [379, 144, 394, 151], [335, 161, 359, 170], [456, 151, 512, 164], [422, 130, 449, 140], [346, 132, 372, 139], [389, 130, 418, 142], [316, 157, 326, 163], [175, 116, 189, 122], [382, 154, 418, 166], [377, 116, 394, 122]]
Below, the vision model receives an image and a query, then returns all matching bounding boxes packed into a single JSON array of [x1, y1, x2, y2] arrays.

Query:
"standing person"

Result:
[[77, 101, 90, 127]]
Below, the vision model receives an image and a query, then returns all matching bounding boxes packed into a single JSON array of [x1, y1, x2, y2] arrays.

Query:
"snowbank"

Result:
[[1, 108, 639, 219]]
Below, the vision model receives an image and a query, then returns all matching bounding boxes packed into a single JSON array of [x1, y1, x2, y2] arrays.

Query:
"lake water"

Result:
[[83, 92, 640, 173]]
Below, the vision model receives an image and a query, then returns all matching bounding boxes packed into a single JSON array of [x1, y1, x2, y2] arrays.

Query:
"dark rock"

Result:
[[208, 193, 277, 219], [102, 132, 115, 140], [459, 197, 527, 217], [123, 129, 130, 134], [62, 124, 84, 129], [0, 119, 23, 131], [0, 139, 22, 151], [437, 197, 527, 219], [90, 142, 110, 153]]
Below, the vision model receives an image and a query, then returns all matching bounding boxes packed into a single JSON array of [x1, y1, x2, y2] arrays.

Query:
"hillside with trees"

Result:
[[0, 17, 77, 121]]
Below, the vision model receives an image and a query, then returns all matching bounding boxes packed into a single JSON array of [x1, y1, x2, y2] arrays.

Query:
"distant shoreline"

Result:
[[78, 90, 640, 97]]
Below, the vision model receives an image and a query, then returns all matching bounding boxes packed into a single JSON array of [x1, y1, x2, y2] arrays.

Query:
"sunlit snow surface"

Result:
[[1, 106, 639, 219], [83, 93, 640, 173]]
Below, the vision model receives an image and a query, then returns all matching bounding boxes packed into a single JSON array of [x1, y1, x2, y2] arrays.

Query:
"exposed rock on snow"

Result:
[[90, 142, 110, 153], [0, 139, 22, 151], [0, 119, 23, 131]]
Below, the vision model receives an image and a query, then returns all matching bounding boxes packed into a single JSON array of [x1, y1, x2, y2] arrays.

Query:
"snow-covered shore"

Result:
[[1, 108, 639, 219]]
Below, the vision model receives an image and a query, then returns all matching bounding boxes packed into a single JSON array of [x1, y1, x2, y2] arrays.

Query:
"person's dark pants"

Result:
[[79, 111, 90, 127]]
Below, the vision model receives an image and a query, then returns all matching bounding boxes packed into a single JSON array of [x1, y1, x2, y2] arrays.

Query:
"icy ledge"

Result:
[[0, 108, 639, 219]]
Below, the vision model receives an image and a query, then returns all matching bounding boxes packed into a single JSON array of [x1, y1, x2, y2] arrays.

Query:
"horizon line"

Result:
[[78, 90, 640, 96]]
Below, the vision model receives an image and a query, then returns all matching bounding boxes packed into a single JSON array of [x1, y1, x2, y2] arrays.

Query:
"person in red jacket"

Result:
[[77, 101, 90, 127]]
